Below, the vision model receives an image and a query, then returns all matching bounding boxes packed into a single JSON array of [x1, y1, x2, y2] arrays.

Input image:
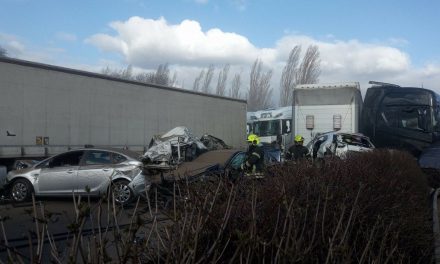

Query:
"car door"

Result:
[[37, 150, 84, 195], [76, 150, 115, 194]]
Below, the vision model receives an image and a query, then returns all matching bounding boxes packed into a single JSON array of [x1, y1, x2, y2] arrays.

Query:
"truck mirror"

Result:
[[282, 120, 291, 134]]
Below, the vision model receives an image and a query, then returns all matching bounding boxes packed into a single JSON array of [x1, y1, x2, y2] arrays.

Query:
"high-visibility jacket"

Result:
[[244, 144, 265, 172], [286, 144, 309, 161]]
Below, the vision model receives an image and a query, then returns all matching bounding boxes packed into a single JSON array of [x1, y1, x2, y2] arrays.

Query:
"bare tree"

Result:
[[154, 64, 170, 85], [230, 73, 241, 99], [101, 66, 113, 76], [296, 45, 321, 85], [170, 72, 178, 87], [134, 72, 151, 83], [279, 46, 301, 106], [192, 70, 205, 92], [201, 64, 215, 93], [215, 64, 230, 96], [278, 45, 321, 106], [121, 65, 133, 80], [248, 59, 273, 111], [101, 65, 133, 80], [0, 46, 7, 57], [134, 64, 178, 87]]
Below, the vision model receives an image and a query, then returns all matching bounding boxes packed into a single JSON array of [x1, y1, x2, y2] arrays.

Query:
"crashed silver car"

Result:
[[306, 132, 375, 160], [0, 148, 150, 204], [143, 127, 208, 170]]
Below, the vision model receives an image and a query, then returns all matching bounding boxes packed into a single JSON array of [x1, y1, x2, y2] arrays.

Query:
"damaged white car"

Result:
[[307, 132, 375, 160], [142, 127, 208, 170], [0, 148, 150, 204]]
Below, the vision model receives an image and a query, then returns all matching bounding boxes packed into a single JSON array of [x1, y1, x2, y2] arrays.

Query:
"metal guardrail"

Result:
[[432, 188, 440, 263]]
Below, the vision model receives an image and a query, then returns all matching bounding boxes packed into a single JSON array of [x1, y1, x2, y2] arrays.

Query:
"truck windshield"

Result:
[[253, 120, 280, 137]]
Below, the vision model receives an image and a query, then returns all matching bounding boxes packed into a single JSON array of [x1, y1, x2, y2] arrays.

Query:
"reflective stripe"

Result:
[[251, 152, 261, 159]]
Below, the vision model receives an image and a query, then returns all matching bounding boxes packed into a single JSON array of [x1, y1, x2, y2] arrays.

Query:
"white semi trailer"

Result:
[[293, 82, 363, 144], [0, 57, 247, 168]]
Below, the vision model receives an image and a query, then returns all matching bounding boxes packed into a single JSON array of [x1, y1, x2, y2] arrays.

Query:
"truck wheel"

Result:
[[111, 180, 133, 205], [10, 179, 33, 203]]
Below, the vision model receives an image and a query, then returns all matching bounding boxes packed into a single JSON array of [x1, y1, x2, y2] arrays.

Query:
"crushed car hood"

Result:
[[143, 126, 207, 164]]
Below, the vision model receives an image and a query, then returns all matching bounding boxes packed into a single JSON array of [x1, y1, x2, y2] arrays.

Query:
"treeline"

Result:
[[101, 45, 321, 111]]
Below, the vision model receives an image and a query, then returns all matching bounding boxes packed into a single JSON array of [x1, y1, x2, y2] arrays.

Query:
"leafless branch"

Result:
[[202, 64, 215, 94], [216, 64, 230, 96], [230, 73, 242, 99], [192, 70, 205, 92], [280, 46, 301, 106], [297, 45, 321, 85], [248, 59, 273, 111]]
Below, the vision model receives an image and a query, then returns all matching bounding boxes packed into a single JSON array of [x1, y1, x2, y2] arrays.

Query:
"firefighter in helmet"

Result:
[[286, 135, 309, 161], [242, 134, 265, 173]]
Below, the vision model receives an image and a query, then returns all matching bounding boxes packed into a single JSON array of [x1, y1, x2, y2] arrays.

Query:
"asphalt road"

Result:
[[0, 196, 168, 262]]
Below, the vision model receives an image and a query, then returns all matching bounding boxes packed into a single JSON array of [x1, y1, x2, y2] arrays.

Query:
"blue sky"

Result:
[[1, 0, 440, 102]]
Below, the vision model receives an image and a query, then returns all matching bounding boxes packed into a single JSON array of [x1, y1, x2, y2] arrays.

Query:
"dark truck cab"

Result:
[[360, 82, 440, 181]]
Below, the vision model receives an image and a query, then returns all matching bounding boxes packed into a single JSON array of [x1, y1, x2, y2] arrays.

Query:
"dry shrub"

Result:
[[1, 150, 432, 263], [150, 149, 432, 263]]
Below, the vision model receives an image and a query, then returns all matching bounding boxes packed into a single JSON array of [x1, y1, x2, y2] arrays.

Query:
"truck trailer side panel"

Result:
[[293, 82, 362, 144], [295, 104, 356, 143], [0, 58, 247, 158]]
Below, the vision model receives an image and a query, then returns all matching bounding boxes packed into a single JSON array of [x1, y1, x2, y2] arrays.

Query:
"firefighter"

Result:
[[286, 135, 309, 161], [242, 134, 265, 173]]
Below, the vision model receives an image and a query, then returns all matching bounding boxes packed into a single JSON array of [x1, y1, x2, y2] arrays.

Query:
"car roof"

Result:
[[315, 131, 368, 138], [64, 147, 142, 160]]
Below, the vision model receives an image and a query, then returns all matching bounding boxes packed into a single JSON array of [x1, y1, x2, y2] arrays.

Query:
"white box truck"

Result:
[[0, 57, 247, 170]]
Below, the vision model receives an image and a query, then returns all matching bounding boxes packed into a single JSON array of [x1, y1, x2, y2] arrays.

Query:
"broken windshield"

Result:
[[253, 120, 281, 137]]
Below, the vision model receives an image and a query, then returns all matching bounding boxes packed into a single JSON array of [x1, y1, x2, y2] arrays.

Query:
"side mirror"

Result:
[[282, 120, 291, 134]]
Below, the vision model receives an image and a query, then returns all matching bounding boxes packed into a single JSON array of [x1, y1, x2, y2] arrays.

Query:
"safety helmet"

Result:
[[294, 135, 304, 143], [247, 134, 260, 145]]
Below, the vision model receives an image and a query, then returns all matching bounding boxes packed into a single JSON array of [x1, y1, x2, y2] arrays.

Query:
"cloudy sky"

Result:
[[1, 0, 440, 105]]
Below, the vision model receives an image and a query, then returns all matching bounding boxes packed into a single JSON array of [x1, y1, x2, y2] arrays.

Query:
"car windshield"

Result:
[[339, 134, 372, 148], [229, 152, 246, 170], [253, 120, 280, 137]]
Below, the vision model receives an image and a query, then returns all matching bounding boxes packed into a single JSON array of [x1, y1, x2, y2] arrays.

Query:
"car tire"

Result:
[[111, 180, 133, 205], [10, 178, 33, 203]]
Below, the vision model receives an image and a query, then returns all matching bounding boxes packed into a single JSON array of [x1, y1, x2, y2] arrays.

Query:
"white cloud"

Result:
[[0, 33, 65, 63], [85, 16, 271, 67], [84, 16, 440, 100], [275, 36, 410, 75], [0, 33, 25, 54]]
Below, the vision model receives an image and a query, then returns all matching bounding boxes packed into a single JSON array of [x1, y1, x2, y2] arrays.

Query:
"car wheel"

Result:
[[10, 179, 33, 203], [111, 180, 133, 205]]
